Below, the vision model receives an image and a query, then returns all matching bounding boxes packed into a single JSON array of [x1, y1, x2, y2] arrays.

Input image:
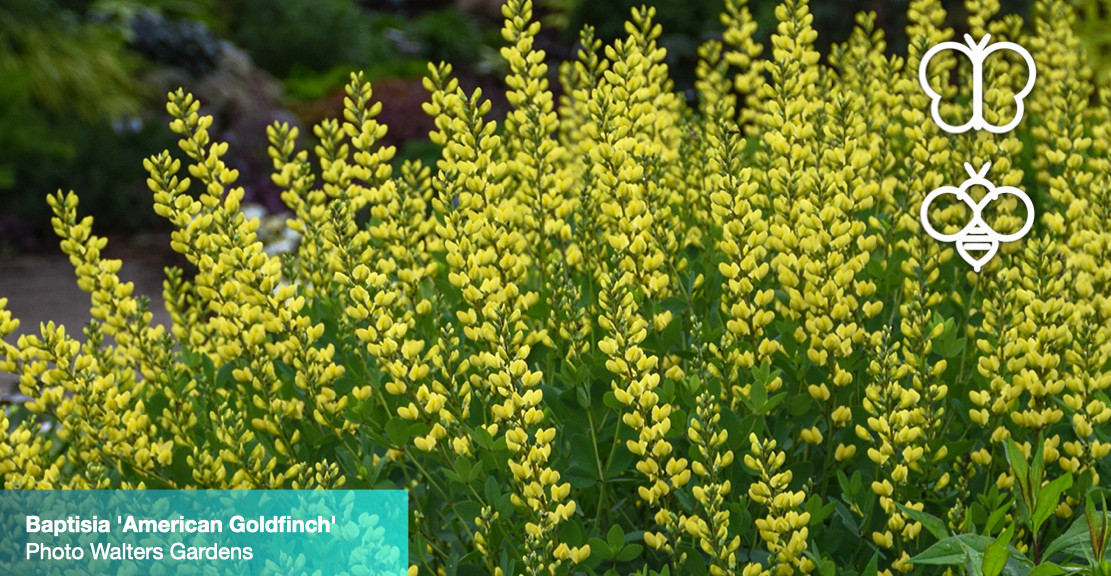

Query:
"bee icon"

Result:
[[920, 162, 1035, 271]]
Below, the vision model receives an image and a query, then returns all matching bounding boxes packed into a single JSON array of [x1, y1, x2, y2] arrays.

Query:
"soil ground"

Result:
[[0, 233, 178, 399]]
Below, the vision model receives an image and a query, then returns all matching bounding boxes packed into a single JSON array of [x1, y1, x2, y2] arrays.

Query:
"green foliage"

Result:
[[264, 6, 488, 105], [0, 0, 172, 242], [0, 0, 140, 120], [228, 0, 397, 78], [0, 67, 54, 190], [87, 0, 231, 34], [909, 440, 1111, 575], [7, 118, 177, 236], [0, 0, 141, 194], [409, 9, 485, 67]]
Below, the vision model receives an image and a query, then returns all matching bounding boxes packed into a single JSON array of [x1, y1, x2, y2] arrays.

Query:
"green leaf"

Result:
[[752, 361, 771, 385], [576, 385, 590, 409], [1004, 439, 1033, 527], [764, 392, 788, 414], [833, 502, 862, 538], [471, 425, 495, 450], [1003, 439, 1029, 487], [982, 523, 1014, 576], [385, 417, 410, 447], [1026, 563, 1066, 576], [442, 468, 464, 484], [837, 470, 853, 498], [214, 363, 237, 390], [804, 495, 836, 526], [1087, 491, 1102, 554], [860, 553, 878, 576], [1031, 441, 1045, 500], [958, 535, 987, 576], [1042, 512, 1095, 562], [453, 457, 472, 482], [456, 551, 487, 576], [909, 539, 968, 565], [788, 393, 811, 416], [484, 476, 501, 505], [607, 524, 625, 552], [985, 498, 1014, 536], [910, 534, 991, 565], [719, 409, 745, 447], [557, 523, 584, 558], [1032, 474, 1072, 534], [587, 537, 612, 561], [684, 375, 702, 395], [749, 376, 767, 414], [567, 433, 595, 468], [616, 543, 643, 562], [564, 464, 596, 489], [455, 501, 482, 526], [936, 333, 967, 359], [1088, 490, 1111, 564], [468, 458, 484, 483], [897, 502, 950, 541]]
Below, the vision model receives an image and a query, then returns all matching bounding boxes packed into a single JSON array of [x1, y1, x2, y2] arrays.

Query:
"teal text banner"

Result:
[[0, 489, 407, 576]]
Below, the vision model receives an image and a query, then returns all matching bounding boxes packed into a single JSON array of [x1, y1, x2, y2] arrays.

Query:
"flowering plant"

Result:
[[2, 1, 1110, 575]]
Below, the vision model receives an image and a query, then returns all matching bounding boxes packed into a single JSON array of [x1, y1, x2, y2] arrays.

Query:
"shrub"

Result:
[[0, 0, 148, 239], [2, 0, 1110, 575], [228, 0, 394, 77]]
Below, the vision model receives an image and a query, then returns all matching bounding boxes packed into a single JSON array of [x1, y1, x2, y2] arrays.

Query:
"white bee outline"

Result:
[[920, 162, 1035, 271]]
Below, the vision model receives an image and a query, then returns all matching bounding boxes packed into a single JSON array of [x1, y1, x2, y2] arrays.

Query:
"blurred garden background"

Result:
[[0, 0, 1109, 389], [13, 0, 1111, 251]]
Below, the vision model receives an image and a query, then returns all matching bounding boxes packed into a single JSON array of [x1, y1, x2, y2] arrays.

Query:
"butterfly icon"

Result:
[[919, 34, 1037, 134]]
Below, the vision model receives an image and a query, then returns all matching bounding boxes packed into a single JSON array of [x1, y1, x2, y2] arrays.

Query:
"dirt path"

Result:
[[0, 233, 178, 398]]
